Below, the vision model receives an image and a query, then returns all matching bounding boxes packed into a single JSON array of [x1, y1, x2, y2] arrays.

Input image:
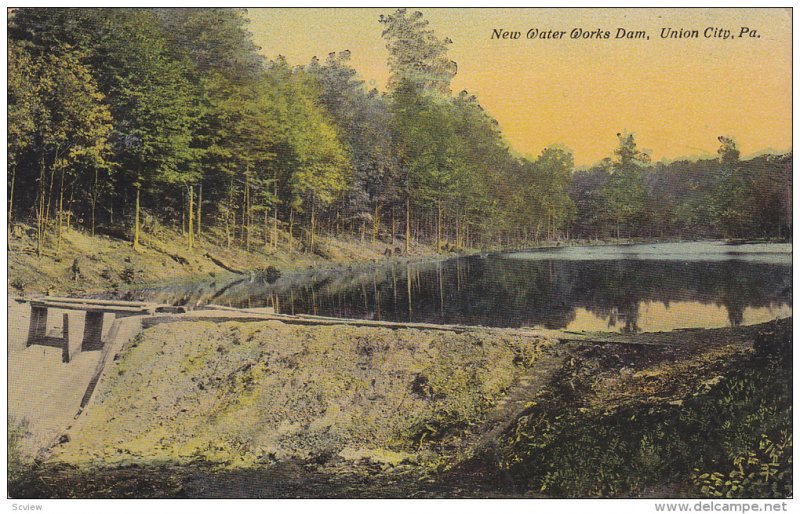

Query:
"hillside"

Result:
[[8, 224, 440, 297]]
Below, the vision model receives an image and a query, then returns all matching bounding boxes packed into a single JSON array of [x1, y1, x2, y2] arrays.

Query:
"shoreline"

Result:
[[9, 226, 790, 300]]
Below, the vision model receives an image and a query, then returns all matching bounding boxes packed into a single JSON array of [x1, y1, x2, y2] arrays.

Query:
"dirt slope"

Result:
[[52, 320, 554, 468]]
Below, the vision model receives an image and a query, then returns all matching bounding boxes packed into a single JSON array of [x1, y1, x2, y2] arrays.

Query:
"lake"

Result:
[[128, 242, 792, 333]]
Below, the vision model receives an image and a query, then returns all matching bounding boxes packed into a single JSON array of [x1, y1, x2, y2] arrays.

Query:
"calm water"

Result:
[[126, 242, 792, 333]]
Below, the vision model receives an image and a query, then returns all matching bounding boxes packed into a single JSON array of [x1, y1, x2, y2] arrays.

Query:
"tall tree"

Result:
[[602, 132, 650, 239], [448, 91, 512, 247], [391, 80, 462, 251], [25, 45, 113, 254], [308, 51, 400, 243], [264, 58, 351, 253], [7, 41, 38, 230], [709, 136, 755, 238], [568, 159, 612, 239], [529, 146, 576, 241], [379, 9, 457, 95]]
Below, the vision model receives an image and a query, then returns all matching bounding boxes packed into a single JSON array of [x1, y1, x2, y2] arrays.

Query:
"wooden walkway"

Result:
[[17, 297, 179, 362]]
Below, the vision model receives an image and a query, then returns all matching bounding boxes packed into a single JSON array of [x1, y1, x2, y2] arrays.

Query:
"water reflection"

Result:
[[125, 244, 792, 333]]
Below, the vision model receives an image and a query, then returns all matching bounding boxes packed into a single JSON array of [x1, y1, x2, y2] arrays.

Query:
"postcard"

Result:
[[6, 6, 793, 505]]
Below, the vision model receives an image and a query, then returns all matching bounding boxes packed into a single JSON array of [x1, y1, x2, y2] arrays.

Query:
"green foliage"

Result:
[[279, 65, 350, 210], [7, 41, 37, 166], [500, 345, 792, 498], [514, 146, 577, 240], [29, 44, 114, 172], [601, 132, 650, 238], [102, 10, 202, 189], [392, 82, 458, 206], [692, 431, 792, 498], [7, 8, 793, 250], [380, 9, 457, 95], [307, 51, 399, 220]]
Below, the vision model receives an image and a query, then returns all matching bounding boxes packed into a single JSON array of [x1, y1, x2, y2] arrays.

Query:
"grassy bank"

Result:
[[10, 221, 735, 298], [8, 223, 444, 296]]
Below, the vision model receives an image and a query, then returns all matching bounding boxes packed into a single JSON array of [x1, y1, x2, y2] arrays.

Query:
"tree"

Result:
[[449, 91, 512, 247], [390, 80, 462, 251], [25, 46, 113, 254], [568, 159, 612, 239], [717, 136, 740, 167], [379, 9, 457, 95], [530, 146, 576, 241], [709, 136, 756, 238], [307, 51, 400, 243], [7, 41, 38, 231], [248, 57, 353, 253], [154, 8, 267, 246], [154, 8, 264, 81], [602, 132, 650, 239], [380, 9, 460, 251]]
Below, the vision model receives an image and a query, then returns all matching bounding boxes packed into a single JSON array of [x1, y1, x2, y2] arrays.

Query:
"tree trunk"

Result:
[[436, 201, 443, 252], [264, 207, 270, 251], [245, 171, 251, 251], [288, 208, 294, 253], [36, 157, 46, 257], [226, 179, 234, 249], [272, 180, 279, 250], [91, 168, 98, 236], [406, 262, 413, 320], [133, 185, 141, 251], [241, 169, 250, 249], [187, 185, 194, 250], [66, 184, 74, 234], [309, 195, 316, 254], [372, 202, 380, 243], [405, 196, 411, 254], [56, 169, 65, 255], [8, 163, 16, 237], [181, 188, 186, 236], [196, 182, 202, 239], [391, 207, 396, 246], [44, 149, 58, 237]]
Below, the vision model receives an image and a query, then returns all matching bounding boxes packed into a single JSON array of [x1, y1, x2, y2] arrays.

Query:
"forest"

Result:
[[7, 8, 793, 258]]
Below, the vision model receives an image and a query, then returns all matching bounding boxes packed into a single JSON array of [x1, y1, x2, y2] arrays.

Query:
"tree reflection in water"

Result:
[[125, 250, 792, 333]]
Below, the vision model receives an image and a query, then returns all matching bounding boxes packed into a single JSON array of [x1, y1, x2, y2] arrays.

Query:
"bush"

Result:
[[8, 417, 31, 484], [499, 345, 792, 498]]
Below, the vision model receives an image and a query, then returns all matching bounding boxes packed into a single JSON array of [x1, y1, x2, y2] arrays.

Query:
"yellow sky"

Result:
[[247, 8, 791, 166]]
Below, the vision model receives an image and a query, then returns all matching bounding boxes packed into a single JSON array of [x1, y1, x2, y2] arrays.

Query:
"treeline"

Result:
[[569, 138, 792, 240], [7, 8, 792, 258]]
